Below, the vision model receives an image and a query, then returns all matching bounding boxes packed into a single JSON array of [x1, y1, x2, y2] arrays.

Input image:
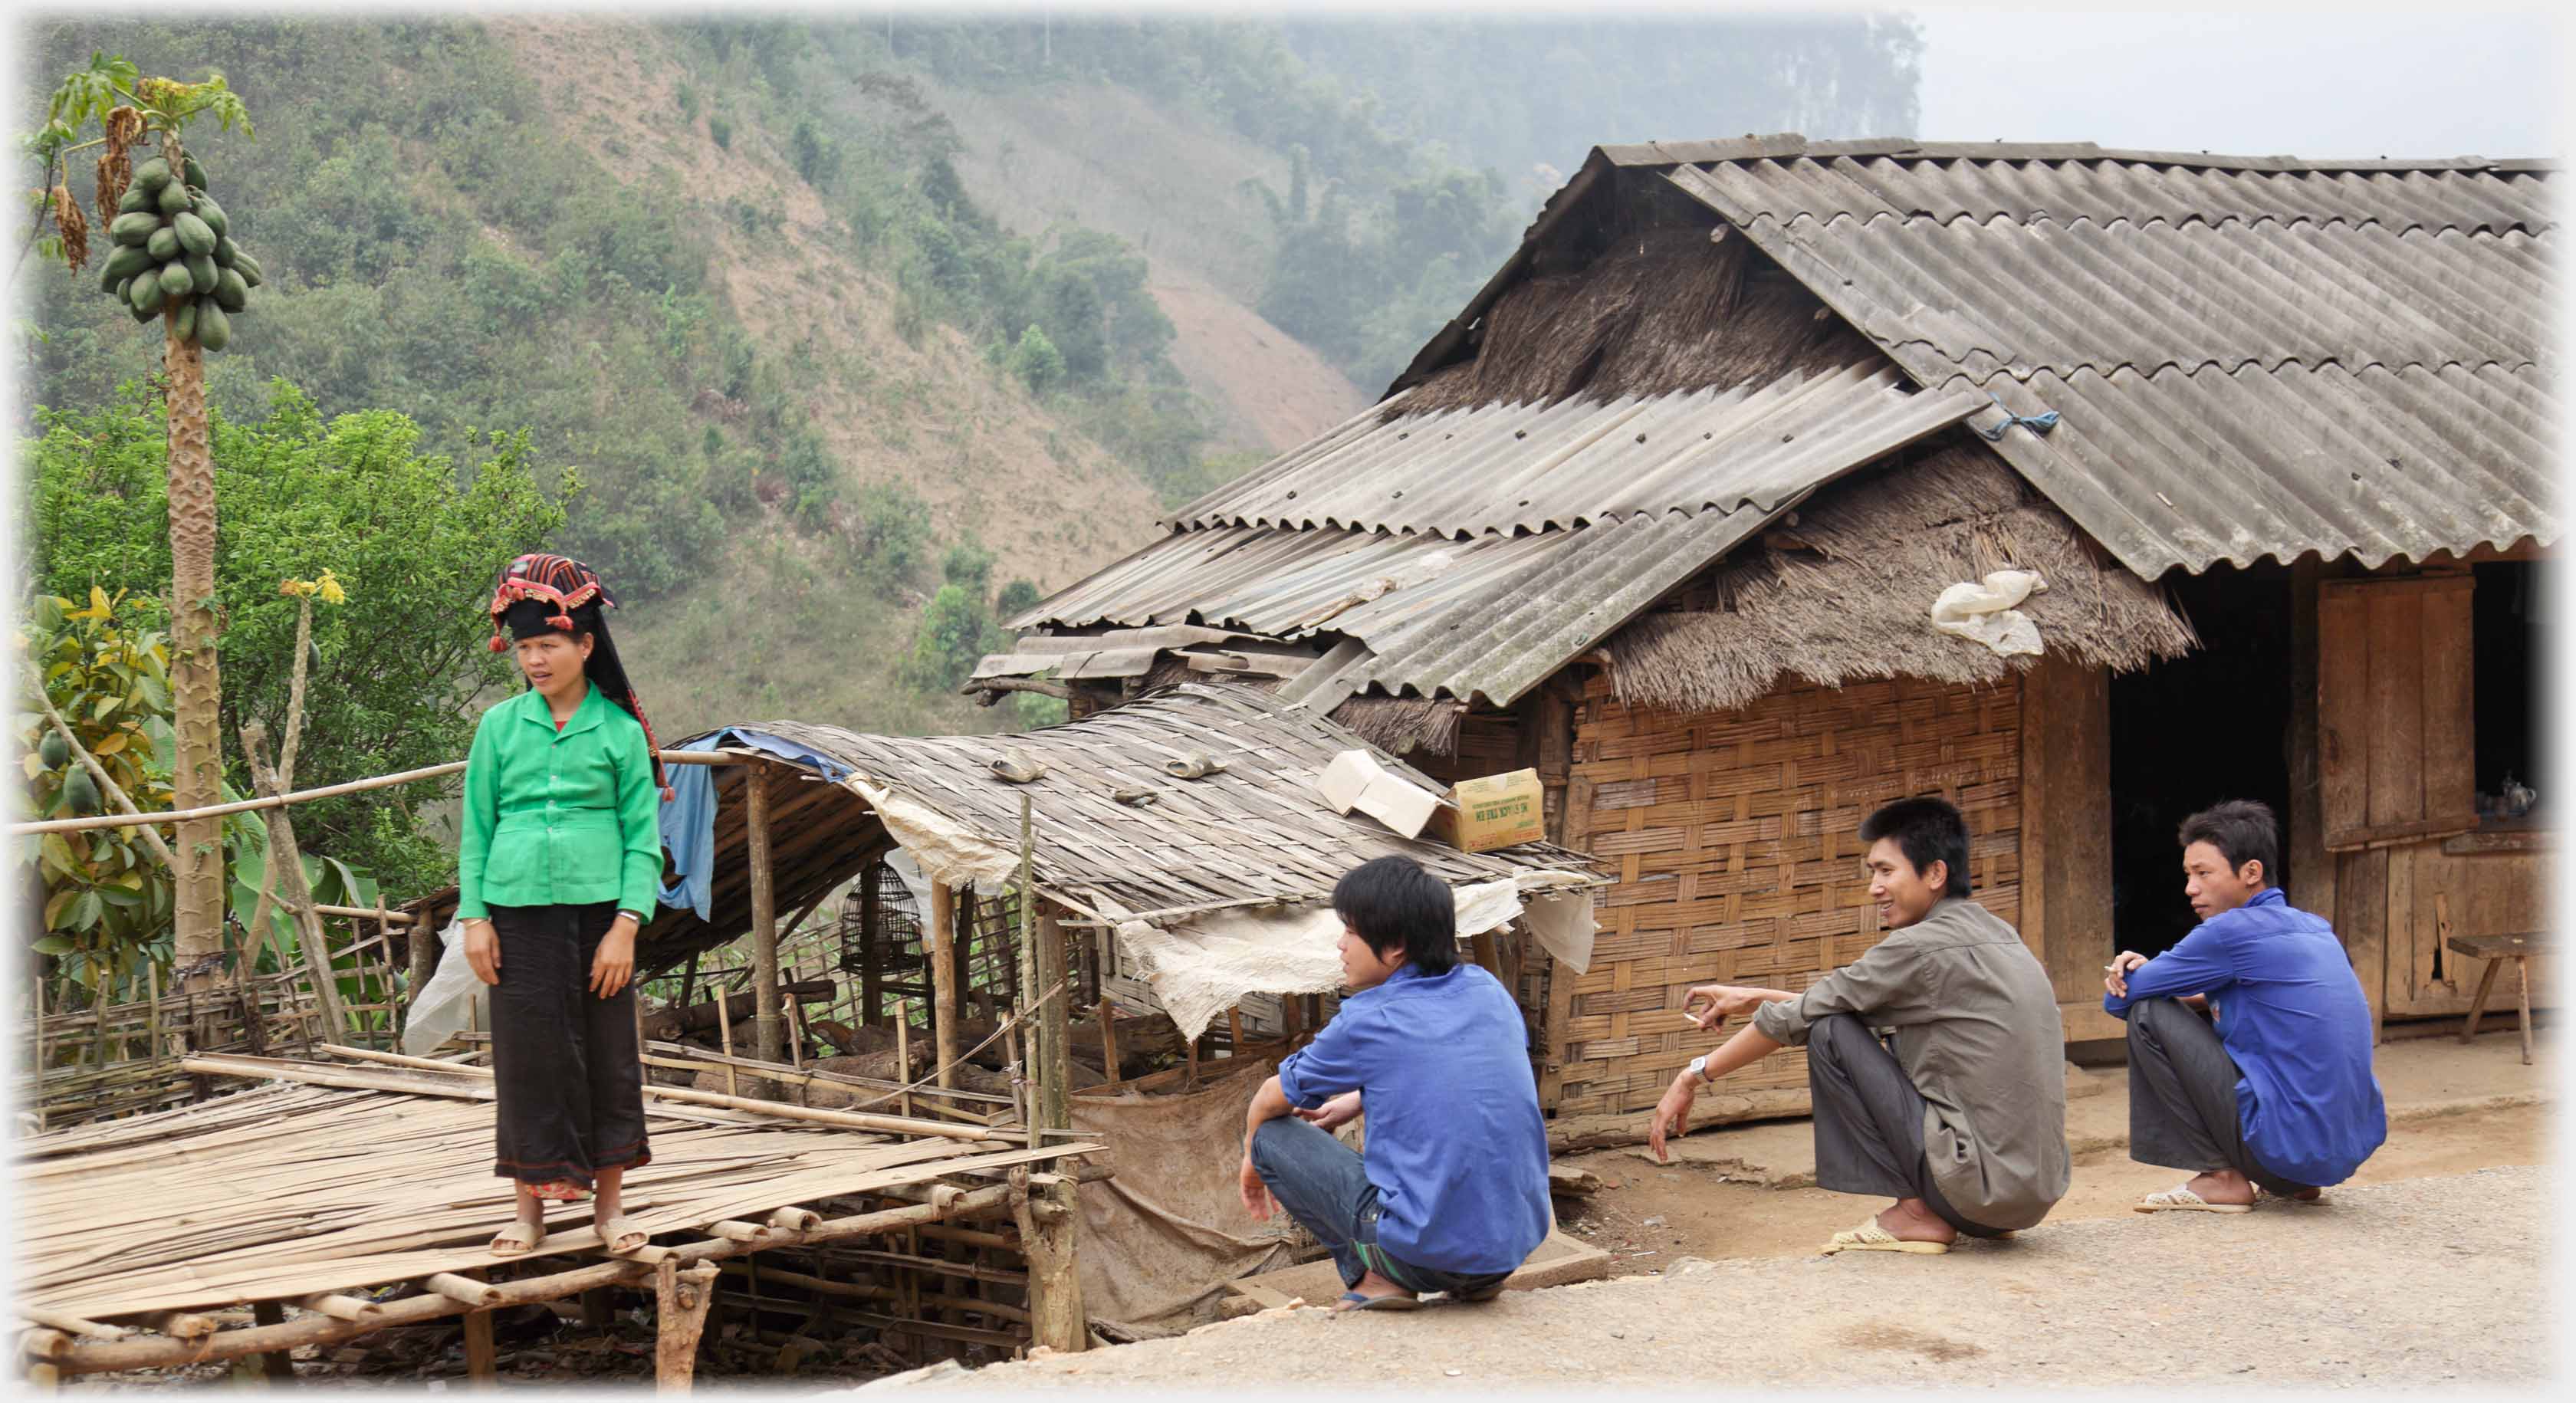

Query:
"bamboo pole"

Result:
[[928, 882, 958, 1092], [745, 764, 784, 1080], [714, 988, 739, 1098], [11, 751, 746, 836], [894, 1006, 914, 1119]]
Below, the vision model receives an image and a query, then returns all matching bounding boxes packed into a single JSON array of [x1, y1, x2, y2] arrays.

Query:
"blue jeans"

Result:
[[1249, 1117, 1511, 1297]]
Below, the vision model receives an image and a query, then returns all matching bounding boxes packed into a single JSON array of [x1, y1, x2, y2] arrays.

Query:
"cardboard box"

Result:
[[1315, 750, 1441, 839], [1431, 767, 1546, 853]]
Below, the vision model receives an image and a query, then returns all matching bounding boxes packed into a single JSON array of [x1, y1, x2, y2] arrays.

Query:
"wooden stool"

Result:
[[2448, 932, 2546, 1066]]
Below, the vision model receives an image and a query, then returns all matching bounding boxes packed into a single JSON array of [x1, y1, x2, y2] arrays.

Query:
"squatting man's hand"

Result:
[[2104, 950, 2148, 997], [1680, 982, 1770, 1030], [1238, 1152, 1279, 1221], [1647, 1072, 1697, 1164], [1294, 1090, 1363, 1133]]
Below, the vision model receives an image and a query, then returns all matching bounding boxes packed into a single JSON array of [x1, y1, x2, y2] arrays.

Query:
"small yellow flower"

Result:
[[314, 570, 347, 606]]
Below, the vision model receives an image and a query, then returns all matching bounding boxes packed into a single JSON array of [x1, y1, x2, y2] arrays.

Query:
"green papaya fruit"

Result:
[[103, 243, 156, 282], [192, 195, 227, 238], [157, 261, 194, 298], [129, 273, 164, 313], [109, 212, 160, 246], [156, 180, 192, 216], [212, 235, 237, 268], [63, 767, 101, 816], [146, 226, 181, 261], [172, 211, 215, 256], [232, 251, 264, 288], [108, 275, 130, 304], [131, 158, 172, 195], [212, 267, 249, 313], [185, 252, 219, 294], [173, 298, 199, 343], [99, 261, 123, 294], [183, 154, 209, 191], [38, 731, 69, 770], [117, 183, 152, 215], [196, 302, 232, 353]]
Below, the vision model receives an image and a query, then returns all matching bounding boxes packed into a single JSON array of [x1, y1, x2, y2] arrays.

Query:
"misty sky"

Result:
[[1915, 6, 2561, 158]]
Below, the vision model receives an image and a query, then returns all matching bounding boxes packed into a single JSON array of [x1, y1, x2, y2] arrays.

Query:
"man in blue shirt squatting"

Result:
[[2104, 800, 2387, 1212], [1236, 856, 1553, 1313]]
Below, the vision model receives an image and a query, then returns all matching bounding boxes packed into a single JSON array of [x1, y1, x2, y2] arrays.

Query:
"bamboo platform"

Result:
[[16, 1055, 1101, 1382]]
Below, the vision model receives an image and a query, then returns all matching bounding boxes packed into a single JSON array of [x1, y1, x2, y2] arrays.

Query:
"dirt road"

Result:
[[879, 1165, 2549, 1391]]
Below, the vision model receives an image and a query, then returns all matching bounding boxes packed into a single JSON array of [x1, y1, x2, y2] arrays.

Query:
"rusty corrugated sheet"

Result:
[[1172, 360, 1980, 537], [1017, 508, 1778, 708], [1654, 149, 2557, 575]]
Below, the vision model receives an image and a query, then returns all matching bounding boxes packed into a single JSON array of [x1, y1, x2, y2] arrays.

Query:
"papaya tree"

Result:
[[25, 56, 261, 989]]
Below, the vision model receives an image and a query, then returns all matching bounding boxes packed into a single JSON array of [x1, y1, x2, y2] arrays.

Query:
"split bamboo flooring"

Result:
[[19, 1061, 1089, 1324]]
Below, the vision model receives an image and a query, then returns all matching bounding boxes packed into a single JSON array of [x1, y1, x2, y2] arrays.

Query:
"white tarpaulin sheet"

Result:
[[1109, 871, 1598, 1042]]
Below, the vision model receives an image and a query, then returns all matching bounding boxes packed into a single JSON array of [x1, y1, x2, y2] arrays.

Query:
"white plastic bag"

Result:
[[399, 918, 488, 1056], [1930, 570, 2048, 657]]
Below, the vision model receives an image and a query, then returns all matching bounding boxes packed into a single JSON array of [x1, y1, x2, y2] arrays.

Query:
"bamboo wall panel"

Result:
[[1552, 672, 2024, 1117]]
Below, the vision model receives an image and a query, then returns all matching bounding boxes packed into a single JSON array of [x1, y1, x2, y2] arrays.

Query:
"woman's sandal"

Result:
[[595, 1215, 649, 1256], [1331, 1290, 1421, 1313], [490, 1219, 544, 1257]]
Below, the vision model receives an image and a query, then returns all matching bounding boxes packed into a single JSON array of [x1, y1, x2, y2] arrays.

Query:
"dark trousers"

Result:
[[488, 902, 649, 1189], [1247, 1116, 1512, 1296], [2124, 996, 2315, 1197], [1804, 1012, 2006, 1239]]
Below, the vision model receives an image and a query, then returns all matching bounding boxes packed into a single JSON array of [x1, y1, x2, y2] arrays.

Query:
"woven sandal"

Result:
[[1821, 1218, 1950, 1254], [2134, 1183, 2253, 1214], [489, 1218, 544, 1257], [596, 1215, 649, 1256]]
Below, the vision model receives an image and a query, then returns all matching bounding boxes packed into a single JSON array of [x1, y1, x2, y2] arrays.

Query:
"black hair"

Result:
[[1331, 856, 1457, 975], [1858, 796, 1972, 898], [2178, 800, 2279, 888]]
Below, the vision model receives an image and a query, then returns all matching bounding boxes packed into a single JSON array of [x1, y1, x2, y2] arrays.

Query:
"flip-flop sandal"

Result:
[[2134, 1184, 2252, 1214], [596, 1215, 649, 1256], [1454, 1283, 1509, 1303], [490, 1219, 544, 1257], [1821, 1218, 1950, 1254], [2255, 1187, 2326, 1206], [1332, 1291, 1421, 1313]]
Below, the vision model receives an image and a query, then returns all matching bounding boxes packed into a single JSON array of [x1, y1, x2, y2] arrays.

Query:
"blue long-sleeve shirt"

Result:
[[2105, 887, 2387, 1185], [1276, 962, 1551, 1275]]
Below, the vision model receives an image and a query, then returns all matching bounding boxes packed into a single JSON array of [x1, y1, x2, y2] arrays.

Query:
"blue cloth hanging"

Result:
[[655, 728, 857, 922]]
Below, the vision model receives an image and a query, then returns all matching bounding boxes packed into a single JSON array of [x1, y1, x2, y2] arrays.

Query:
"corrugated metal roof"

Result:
[[1016, 508, 1779, 708], [1653, 150, 2557, 575], [1171, 360, 1980, 537]]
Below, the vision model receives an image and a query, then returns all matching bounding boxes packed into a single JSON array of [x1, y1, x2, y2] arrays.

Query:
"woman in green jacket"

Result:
[[460, 554, 672, 1257]]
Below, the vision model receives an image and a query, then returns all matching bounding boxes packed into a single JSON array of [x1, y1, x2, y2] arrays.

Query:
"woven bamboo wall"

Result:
[[1549, 672, 2025, 1118]]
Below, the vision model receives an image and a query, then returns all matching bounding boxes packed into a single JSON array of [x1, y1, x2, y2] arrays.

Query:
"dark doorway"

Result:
[[2472, 560, 2547, 804], [2106, 563, 2296, 958]]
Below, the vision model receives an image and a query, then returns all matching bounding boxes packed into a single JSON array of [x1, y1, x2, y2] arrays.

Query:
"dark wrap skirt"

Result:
[[487, 901, 650, 1189]]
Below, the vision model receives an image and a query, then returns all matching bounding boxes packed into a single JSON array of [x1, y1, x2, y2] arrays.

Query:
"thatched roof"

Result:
[[1399, 224, 1874, 416], [1601, 435, 2199, 715]]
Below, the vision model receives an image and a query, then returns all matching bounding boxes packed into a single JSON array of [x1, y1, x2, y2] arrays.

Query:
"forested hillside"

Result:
[[15, 13, 1918, 900]]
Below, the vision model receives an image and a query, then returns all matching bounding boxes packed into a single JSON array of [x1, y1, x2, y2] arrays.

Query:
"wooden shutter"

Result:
[[2318, 574, 2476, 852]]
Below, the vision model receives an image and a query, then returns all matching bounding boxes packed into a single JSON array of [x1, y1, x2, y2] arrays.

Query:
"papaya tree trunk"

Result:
[[161, 129, 225, 991]]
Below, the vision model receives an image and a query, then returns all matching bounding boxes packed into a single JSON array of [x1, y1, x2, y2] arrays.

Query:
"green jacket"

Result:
[[456, 683, 662, 921]]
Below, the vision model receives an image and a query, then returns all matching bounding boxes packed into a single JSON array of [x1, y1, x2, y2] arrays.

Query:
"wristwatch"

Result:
[[1685, 1054, 1714, 1085]]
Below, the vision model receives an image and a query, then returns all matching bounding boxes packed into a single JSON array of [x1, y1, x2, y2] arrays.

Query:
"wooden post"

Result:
[[745, 764, 785, 1078], [251, 1300, 293, 1381], [894, 1004, 914, 1119], [1096, 998, 1119, 1080], [928, 882, 960, 1091], [462, 1307, 495, 1382], [581, 1287, 613, 1330], [653, 1260, 721, 1392], [677, 951, 699, 1014], [1010, 1166, 1086, 1354], [713, 992, 739, 1099], [859, 859, 885, 1027]]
